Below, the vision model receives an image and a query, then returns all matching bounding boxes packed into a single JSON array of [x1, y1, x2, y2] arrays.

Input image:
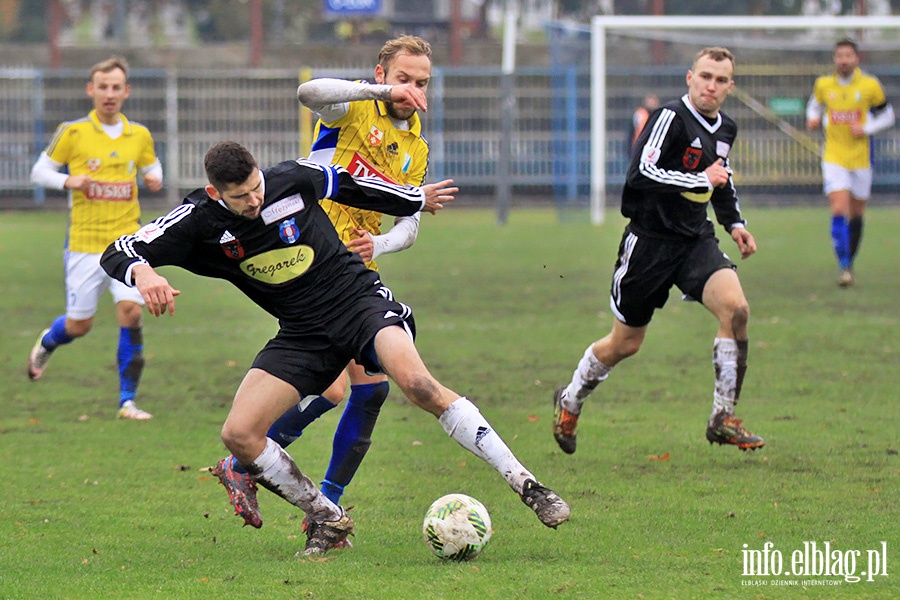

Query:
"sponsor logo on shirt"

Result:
[[346, 152, 396, 184], [85, 181, 134, 201], [261, 193, 305, 225], [240, 245, 315, 284], [279, 218, 300, 244], [386, 141, 399, 156], [829, 109, 861, 125]]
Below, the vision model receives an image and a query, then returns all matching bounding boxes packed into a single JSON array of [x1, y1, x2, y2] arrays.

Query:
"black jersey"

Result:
[[622, 94, 745, 239], [101, 158, 425, 327]]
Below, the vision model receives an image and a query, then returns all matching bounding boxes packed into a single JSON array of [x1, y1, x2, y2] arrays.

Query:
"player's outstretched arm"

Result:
[[132, 264, 181, 317], [420, 179, 457, 214]]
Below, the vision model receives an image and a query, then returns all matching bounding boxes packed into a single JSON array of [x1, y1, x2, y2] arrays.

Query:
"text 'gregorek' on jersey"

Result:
[[623, 94, 746, 239], [100, 159, 426, 327]]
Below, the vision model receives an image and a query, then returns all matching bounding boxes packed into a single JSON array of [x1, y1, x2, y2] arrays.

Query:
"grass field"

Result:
[[1, 206, 897, 599]]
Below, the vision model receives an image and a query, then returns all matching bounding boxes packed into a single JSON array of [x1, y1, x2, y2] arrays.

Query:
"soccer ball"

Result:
[[422, 493, 492, 561]]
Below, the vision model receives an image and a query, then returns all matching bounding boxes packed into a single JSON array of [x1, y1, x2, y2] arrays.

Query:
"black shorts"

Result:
[[609, 225, 736, 327], [251, 282, 415, 396]]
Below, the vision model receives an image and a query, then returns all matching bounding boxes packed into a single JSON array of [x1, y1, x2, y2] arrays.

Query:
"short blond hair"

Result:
[[378, 35, 432, 71], [692, 47, 734, 71], [90, 56, 129, 83]]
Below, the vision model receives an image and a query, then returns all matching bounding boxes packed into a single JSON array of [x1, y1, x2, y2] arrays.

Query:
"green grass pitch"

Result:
[[1, 206, 897, 599]]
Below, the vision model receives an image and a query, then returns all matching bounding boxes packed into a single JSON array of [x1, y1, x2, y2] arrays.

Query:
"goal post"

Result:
[[590, 15, 900, 225]]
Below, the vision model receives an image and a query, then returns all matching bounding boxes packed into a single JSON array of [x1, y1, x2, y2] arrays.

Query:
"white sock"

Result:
[[710, 338, 739, 423], [247, 437, 340, 522], [439, 397, 534, 494], [563, 345, 612, 414]]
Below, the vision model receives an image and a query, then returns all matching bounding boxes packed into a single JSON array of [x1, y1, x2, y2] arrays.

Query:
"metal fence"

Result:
[[3, 64, 900, 209]]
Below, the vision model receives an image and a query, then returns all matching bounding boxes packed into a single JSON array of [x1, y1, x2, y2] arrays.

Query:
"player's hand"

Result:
[[806, 118, 821, 131], [705, 158, 730, 188], [132, 264, 181, 317], [64, 174, 96, 191], [731, 227, 757, 260], [144, 173, 163, 192], [346, 228, 374, 263], [390, 83, 428, 112], [420, 179, 457, 214], [850, 123, 865, 138]]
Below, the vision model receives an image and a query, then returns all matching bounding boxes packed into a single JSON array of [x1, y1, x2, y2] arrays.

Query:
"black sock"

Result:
[[849, 216, 863, 263]]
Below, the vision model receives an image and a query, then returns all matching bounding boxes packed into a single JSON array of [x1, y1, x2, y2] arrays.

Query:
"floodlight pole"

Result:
[[589, 15, 900, 226]]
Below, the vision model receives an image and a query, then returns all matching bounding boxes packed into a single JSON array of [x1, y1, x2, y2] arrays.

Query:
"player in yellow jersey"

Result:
[[806, 38, 894, 287], [213, 36, 436, 531], [28, 56, 162, 420]]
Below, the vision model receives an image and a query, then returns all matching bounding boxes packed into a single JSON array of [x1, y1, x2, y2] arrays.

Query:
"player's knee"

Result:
[[730, 304, 749, 336], [608, 336, 642, 361], [399, 374, 443, 412], [221, 420, 255, 456], [67, 318, 93, 337]]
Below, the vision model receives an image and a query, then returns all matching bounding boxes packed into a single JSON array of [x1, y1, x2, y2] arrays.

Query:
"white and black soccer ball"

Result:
[[422, 493, 492, 561]]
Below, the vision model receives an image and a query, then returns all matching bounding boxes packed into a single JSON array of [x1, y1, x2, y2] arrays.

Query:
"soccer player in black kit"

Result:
[[101, 141, 569, 556], [552, 47, 765, 454]]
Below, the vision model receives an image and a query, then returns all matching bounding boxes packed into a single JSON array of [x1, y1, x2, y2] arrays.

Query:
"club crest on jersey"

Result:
[[682, 147, 702, 170], [219, 230, 244, 259], [279, 218, 300, 244], [368, 126, 384, 146], [87, 158, 101, 172]]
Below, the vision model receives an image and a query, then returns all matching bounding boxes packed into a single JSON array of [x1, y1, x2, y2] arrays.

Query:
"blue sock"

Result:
[[831, 215, 851, 270], [231, 395, 337, 474], [42, 315, 74, 351], [321, 381, 390, 505], [117, 327, 144, 407]]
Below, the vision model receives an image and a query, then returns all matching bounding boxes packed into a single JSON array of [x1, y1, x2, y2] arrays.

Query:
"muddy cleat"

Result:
[[706, 412, 765, 451], [212, 456, 262, 528], [519, 478, 570, 528], [301, 514, 354, 549], [552, 387, 579, 454], [117, 401, 153, 420], [27, 328, 52, 381], [838, 269, 854, 288], [301, 508, 355, 556]]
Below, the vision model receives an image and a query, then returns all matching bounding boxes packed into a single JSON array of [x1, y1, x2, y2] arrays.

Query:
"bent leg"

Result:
[[701, 269, 763, 450], [375, 326, 569, 526], [702, 268, 750, 417], [221, 368, 340, 521], [560, 319, 647, 414]]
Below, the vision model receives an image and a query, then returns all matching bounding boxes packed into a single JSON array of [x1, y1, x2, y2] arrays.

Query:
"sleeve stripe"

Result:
[[295, 158, 341, 199], [115, 202, 195, 259]]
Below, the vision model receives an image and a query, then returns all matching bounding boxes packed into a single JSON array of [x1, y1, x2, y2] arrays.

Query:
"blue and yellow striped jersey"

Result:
[[309, 94, 429, 270], [45, 110, 158, 253], [813, 68, 887, 170]]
